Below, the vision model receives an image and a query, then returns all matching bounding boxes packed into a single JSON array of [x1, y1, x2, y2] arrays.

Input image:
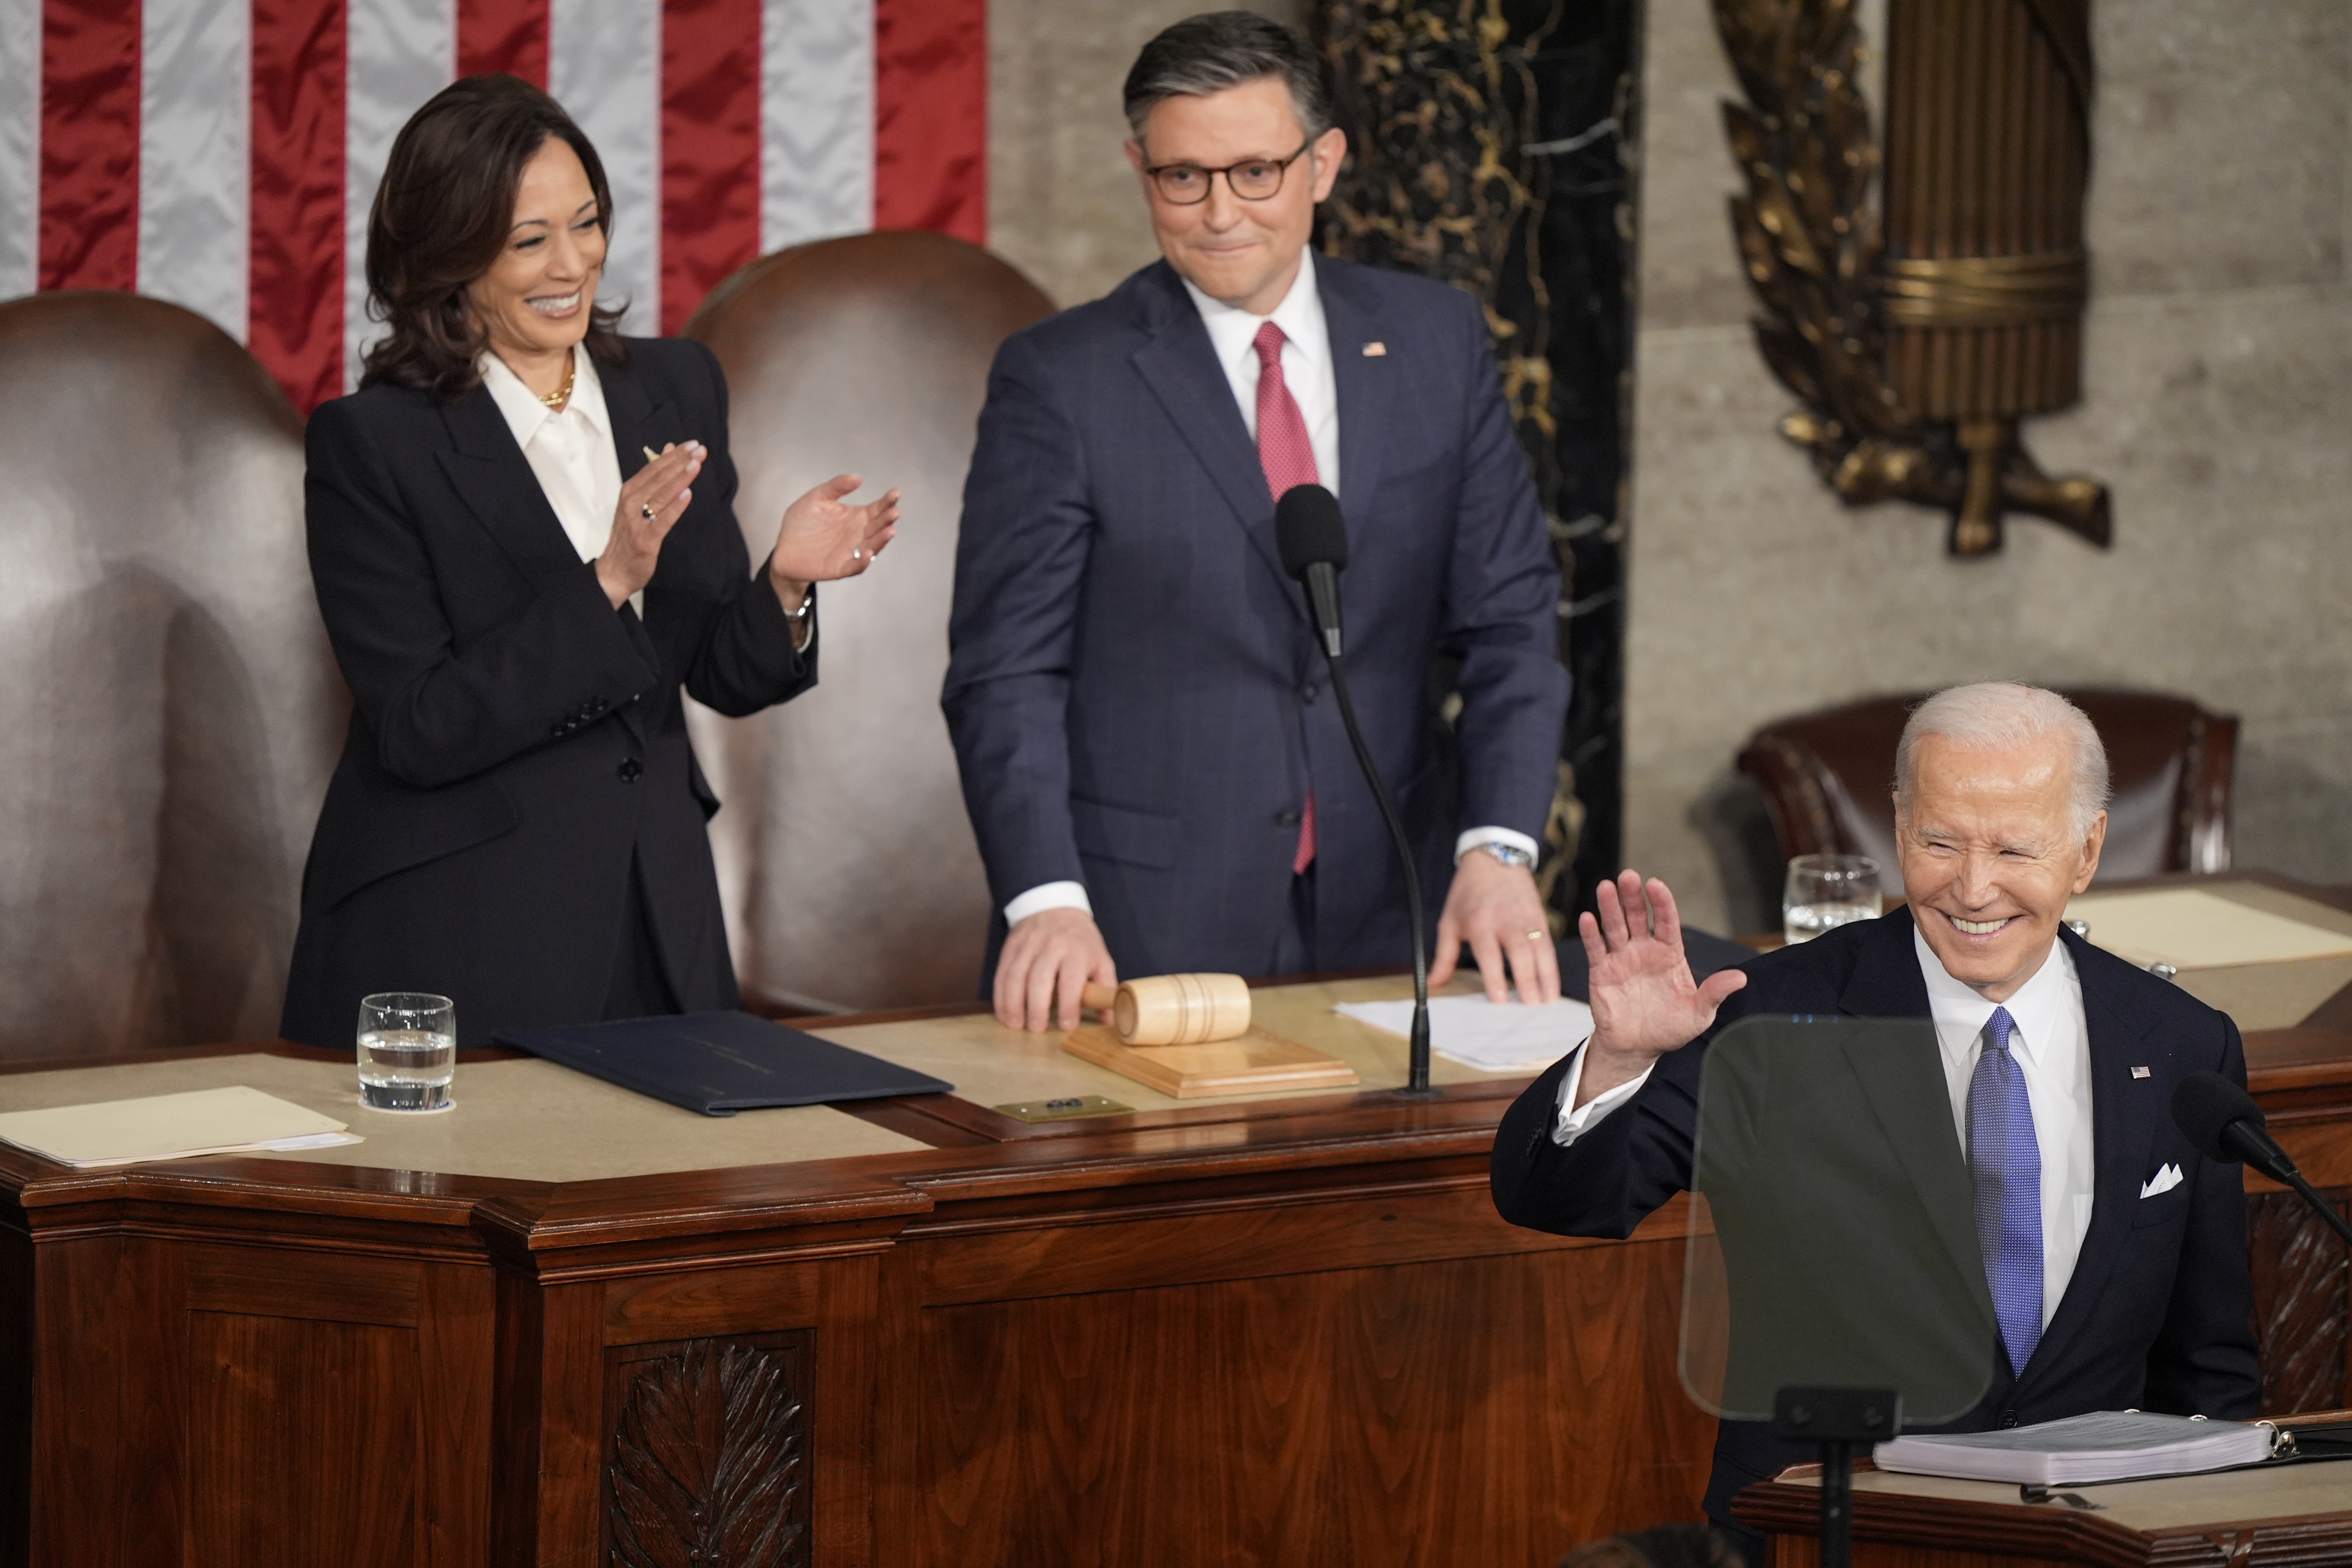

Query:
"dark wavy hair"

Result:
[[361, 74, 628, 399]]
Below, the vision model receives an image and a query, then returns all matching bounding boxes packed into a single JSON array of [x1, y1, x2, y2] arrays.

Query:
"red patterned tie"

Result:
[[1252, 321, 1320, 875]]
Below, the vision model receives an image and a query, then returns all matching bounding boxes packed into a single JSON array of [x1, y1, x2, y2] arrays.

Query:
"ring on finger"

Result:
[[1525, 929, 1546, 942], [850, 548, 863, 562], [639, 502, 658, 522]]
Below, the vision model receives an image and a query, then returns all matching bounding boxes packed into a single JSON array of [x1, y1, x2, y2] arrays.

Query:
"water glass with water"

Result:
[[1782, 855, 1883, 945], [356, 992, 456, 1112]]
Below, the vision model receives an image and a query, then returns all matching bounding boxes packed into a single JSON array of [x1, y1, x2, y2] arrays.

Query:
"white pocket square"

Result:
[[2140, 1163, 2184, 1198]]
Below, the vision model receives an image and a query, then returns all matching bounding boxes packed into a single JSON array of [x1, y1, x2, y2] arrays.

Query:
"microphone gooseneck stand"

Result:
[[2175, 1071, 2352, 1249], [1316, 644, 1434, 1096], [1274, 484, 1434, 1097]]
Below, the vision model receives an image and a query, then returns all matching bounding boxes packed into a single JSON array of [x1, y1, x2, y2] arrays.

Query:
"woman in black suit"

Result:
[[281, 76, 898, 1047]]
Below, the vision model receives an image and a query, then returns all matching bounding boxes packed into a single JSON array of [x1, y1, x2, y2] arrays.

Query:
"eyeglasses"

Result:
[[1142, 140, 1315, 205]]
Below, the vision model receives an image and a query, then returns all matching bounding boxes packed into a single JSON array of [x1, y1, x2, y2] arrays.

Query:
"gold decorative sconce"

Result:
[[1713, 0, 2111, 556]]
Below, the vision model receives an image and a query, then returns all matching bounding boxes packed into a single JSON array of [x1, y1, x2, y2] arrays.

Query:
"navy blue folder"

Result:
[[494, 1010, 953, 1116], [1555, 925, 1755, 1002]]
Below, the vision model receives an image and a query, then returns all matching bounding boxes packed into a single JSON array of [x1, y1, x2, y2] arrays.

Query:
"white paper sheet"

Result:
[[0, 1084, 361, 1169], [2064, 887, 2352, 969], [1335, 994, 1592, 1072]]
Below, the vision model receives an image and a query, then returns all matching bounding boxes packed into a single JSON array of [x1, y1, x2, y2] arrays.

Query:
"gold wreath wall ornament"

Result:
[[1711, 0, 2112, 556]]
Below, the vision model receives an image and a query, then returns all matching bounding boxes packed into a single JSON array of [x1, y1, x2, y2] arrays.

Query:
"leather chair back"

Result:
[[0, 294, 343, 1056], [1737, 689, 2236, 896], [684, 233, 1053, 1011]]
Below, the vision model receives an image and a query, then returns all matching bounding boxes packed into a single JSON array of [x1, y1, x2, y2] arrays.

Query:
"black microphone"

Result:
[[2172, 1070, 2352, 1248], [1273, 485, 1435, 1096], [1276, 482, 1348, 659]]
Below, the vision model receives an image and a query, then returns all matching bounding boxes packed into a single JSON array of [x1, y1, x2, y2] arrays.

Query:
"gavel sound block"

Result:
[[1060, 975, 1359, 1099]]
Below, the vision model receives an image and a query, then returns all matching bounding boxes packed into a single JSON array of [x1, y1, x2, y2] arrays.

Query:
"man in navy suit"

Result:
[[944, 12, 1571, 1029], [1491, 682, 2259, 1560]]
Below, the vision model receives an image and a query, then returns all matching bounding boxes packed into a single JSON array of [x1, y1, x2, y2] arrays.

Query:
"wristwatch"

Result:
[[1470, 840, 1536, 871]]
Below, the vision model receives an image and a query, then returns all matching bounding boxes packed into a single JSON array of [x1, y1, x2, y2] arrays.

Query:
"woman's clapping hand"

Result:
[[767, 475, 901, 608], [596, 441, 702, 608]]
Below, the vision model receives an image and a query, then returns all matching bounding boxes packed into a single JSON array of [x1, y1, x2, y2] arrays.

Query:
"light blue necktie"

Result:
[[1969, 1005, 2043, 1375]]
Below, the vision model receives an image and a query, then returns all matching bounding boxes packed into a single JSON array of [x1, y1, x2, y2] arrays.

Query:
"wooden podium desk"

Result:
[[1735, 1450, 2352, 1566], [2, 875, 2348, 1568], [0, 973, 1715, 1568]]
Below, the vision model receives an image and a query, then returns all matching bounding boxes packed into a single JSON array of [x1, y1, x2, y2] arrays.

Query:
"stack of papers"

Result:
[[1874, 1412, 2275, 1485], [0, 1085, 361, 1169], [1335, 994, 1592, 1072]]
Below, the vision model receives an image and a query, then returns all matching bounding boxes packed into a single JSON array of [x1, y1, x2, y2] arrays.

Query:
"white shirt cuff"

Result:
[[1455, 826, 1541, 862], [1005, 881, 1092, 926], [1551, 1041, 1653, 1146]]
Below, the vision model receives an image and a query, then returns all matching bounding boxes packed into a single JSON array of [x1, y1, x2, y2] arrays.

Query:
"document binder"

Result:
[[496, 1011, 952, 1115]]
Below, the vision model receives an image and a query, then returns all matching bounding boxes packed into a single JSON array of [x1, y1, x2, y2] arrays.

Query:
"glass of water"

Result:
[[1782, 855, 1883, 945], [356, 992, 456, 1112]]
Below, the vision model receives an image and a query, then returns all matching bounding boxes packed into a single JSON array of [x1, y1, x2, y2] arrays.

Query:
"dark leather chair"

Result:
[[1737, 689, 2237, 891], [683, 232, 1053, 1011], [0, 294, 345, 1057]]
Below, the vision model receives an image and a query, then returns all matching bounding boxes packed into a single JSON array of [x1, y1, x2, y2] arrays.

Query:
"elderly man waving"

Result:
[[1490, 682, 2259, 1563]]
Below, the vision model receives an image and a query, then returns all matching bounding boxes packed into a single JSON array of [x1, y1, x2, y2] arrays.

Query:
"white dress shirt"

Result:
[[1004, 254, 1538, 927], [1550, 926, 2097, 1330], [479, 349, 636, 616], [1180, 252, 1342, 500]]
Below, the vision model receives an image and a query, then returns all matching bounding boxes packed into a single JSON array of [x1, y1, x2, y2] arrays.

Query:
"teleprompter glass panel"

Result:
[[1679, 1015, 1997, 1425]]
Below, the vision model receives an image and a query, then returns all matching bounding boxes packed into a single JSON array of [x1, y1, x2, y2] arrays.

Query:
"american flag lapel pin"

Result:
[[1362, 341, 1387, 357], [2130, 1065, 2152, 1080]]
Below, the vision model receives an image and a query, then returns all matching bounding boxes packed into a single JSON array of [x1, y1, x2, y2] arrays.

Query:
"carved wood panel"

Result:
[[602, 1331, 811, 1568], [2247, 1187, 2351, 1414]]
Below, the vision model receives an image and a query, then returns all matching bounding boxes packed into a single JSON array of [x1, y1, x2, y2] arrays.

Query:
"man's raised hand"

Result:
[[1574, 869, 1747, 1107]]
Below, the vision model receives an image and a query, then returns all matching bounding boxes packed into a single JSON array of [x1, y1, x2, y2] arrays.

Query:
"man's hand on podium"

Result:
[[1430, 849, 1562, 1005], [1576, 869, 1748, 1109], [997, 907, 1117, 1033]]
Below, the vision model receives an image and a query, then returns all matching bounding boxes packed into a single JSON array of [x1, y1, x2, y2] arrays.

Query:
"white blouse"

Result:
[[479, 348, 637, 616]]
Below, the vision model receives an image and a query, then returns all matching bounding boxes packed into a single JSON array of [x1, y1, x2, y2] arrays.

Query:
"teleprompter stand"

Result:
[[1774, 1386, 1900, 1568]]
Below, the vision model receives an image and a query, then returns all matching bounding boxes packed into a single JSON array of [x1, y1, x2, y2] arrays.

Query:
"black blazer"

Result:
[[1490, 909, 2260, 1539], [281, 338, 811, 1048]]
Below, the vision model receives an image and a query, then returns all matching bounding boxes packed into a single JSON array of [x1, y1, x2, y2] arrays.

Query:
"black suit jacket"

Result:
[[1490, 909, 2260, 1535], [281, 338, 811, 1048], [942, 257, 1568, 979]]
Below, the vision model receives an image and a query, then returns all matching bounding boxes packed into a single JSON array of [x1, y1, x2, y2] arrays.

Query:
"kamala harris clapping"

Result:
[[281, 74, 899, 1048]]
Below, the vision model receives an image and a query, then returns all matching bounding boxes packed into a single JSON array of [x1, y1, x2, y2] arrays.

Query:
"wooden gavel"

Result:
[[1078, 974, 1251, 1045]]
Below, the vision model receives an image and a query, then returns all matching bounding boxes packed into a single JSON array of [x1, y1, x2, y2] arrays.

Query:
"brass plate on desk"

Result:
[[992, 1094, 1134, 1123], [1062, 1023, 1361, 1099]]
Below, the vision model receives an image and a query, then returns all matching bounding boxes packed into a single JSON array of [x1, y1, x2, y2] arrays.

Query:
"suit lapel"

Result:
[[1316, 258, 1396, 526], [594, 354, 684, 751], [599, 352, 683, 486], [438, 358, 677, 751], [436, 387, 583, 592], [1835, 907, 1935, 1018], [1831, 913, 1987, 1297], [1838, 1017, 1988, 1306], [1127, 265, 1302, 612], [2020, 929, 2162, 1388]]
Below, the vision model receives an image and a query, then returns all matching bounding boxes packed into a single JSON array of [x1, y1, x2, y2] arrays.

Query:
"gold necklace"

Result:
[[537, 351, 577, 410]]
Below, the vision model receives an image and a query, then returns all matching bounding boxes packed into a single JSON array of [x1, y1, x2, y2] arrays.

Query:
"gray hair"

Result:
[[1122, 11, 1336, 145], [1894, 682, 2111, 840]]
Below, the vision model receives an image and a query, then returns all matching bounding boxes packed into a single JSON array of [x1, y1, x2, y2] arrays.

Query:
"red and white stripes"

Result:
[[9, 0, 986, 413]]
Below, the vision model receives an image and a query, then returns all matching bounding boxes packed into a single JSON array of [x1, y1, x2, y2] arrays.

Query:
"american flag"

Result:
[[5, 0, 986, 413]]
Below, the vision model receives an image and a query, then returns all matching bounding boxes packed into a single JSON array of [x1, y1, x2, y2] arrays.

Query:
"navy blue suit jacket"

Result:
[[1490, 910, 2260, 1539], [283, 339, 811, 1047], [942, 257, 1569, 978]]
